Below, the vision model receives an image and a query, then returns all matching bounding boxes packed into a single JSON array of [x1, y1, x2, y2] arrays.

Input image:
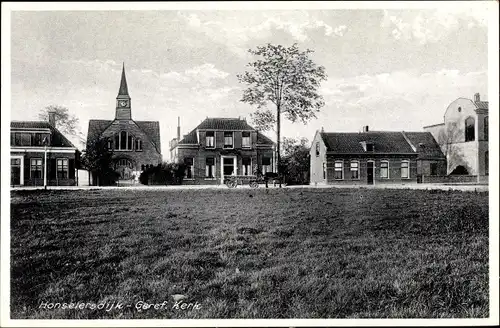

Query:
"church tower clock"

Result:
[[115, 63, 132, 120]]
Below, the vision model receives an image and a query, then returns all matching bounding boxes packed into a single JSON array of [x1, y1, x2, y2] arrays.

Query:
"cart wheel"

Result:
[[249, 181, 259, 188]]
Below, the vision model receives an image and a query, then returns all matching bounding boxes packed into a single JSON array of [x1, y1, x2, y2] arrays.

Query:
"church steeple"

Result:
[[118, 62, 129, 97], [116, 62, 132, 120]]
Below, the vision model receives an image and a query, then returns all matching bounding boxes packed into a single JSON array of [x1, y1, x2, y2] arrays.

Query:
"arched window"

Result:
[[484, 116, 488, 141], [120, 131, 127, 149], [114, 134, 119, 150], [107, 138, 112, 150], [465, 117, 475, 142], [135, 138, 142, 151], [128, 134, 133, 150]]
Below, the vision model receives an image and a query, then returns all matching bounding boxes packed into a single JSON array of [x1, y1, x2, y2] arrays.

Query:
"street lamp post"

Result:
[[44, 144, 47, 190]]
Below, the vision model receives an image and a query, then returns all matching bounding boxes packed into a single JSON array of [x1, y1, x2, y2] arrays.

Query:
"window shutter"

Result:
[[49, 159, 57, 179], [69, 159, 75, 179]]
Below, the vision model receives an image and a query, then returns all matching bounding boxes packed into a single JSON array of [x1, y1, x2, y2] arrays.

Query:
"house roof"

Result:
[[474, 100, 488, 110], [10, 121, 76, 148], [402, 132, 445, 159], [178, 118, 275, 146], [197, 118, 256, 131], [320, 131, 416, 154], [86, 119, 161, 153]]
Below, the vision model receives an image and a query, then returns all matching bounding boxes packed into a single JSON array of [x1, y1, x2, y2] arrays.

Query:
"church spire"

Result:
[[118, 62, 129, 97], [116, 62, 132, 120]]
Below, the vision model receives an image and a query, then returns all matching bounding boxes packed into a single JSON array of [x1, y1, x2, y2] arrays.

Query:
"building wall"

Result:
[[309, 131, 328, 185], [418, 159, 447, 177], [100, 119, 162, 169], [425, 98, 488, 176], [11, 150, 76, 186], [176, 146, 274, 185], [325, 156, 418, 185]]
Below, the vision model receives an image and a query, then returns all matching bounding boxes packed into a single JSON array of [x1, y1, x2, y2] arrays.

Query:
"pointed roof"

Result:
[[117, 62, 129, 97]]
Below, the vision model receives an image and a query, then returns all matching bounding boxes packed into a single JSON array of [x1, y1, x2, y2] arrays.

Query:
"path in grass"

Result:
[[10, 188, 489, 319]]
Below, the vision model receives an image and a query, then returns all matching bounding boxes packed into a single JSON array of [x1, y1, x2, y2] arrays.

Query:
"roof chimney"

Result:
[[177, 116, 181, 141], [474, 93, 480, 102], [363, 125, 369, 132], [321, 126, 324, 133], [48, 111, 56, 127]]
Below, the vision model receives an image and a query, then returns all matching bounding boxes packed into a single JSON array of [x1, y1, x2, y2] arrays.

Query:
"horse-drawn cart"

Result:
[[223, 175, 262, 188]]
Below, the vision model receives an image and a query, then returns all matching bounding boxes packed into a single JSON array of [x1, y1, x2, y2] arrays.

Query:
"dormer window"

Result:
[[360, 141, 374, 152], [206, 131, 215, 148]]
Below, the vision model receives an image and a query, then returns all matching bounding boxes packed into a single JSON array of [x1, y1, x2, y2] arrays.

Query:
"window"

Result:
[[242, 157, 252, 175], [223, 157, 235, 176], [184, 158, 194, 179], [114, 134, 119, 149], [485, 151, 489, 176], [430, 162, 438, 176], [30, 158, 43, 179], [380, 161, 389, 179], [322, 162, 326, 179], [242, 132, 251, 148], [401, 161, 409, 179], [465, 117, 475, 142], [334, 161, 343, 180], [33, 133, 44, 146], [107, 138, 112, 150], [366, 143, 374, 152], [350, 161, 359, 179], [120, 131, 127, 149], [206, 157, 215, 178], [57, 158, 69, 179], [135, 138, 142, 151], [206, 131, 215, 148], [128, 134, 133, 150], [262, 157, 271, 174], [484, 116, 488, 141], [315, 142, 320, 157], [224, 132, 233, 148]]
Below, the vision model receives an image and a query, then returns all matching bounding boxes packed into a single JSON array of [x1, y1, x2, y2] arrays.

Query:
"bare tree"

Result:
[[237, 43, 327, 187], [39, 105, 84, 146], [437, 123, 465, 174]]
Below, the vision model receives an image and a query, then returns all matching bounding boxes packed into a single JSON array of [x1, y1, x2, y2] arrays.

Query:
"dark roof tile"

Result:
[[320, 131, 415, 154], [11, 121, 76, 148], [403, 132, 445, 159]]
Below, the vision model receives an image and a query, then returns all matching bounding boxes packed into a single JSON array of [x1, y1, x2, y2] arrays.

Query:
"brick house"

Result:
[[10, 112, 79, 186], [310, 126, 446, 185], [169, 117, 275, 185], [86, 64, 162, 183], [424, 93, 488, 183]]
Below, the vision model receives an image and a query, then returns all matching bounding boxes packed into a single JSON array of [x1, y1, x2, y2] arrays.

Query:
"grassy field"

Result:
[[10, 188, 489, 319]]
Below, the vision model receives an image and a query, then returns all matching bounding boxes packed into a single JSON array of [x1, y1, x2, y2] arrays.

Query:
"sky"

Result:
[[8, 3, 490, 160]]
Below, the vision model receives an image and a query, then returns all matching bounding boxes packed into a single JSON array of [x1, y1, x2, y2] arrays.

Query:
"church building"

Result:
[[86, 64, 162, 183]]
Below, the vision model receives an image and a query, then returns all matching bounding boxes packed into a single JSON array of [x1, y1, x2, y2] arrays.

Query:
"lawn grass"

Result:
[[10, 188, 489, 319]]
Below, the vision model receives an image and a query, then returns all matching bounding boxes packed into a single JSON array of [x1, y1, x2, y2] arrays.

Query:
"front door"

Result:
[[367, 161, 374, 185], [11, 157, 22, 186], [221, 156, 237, 184]]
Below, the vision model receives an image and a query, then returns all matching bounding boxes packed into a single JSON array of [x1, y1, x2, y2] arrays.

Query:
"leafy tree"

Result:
[[280, 137, 310, 185], [81, 136, 119, 186], [38, 105, 84, 145], [237, 43, 327, 187]]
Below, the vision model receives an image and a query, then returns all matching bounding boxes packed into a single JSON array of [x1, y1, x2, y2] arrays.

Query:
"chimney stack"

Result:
[[363, 125, 369, 132], [321, 126, 324, 133], [474, 93, 480, 102], [48, 111, 56, 127], [177, 116, 181, 141]]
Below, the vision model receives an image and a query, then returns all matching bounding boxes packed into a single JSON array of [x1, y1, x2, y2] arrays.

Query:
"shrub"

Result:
[[139, 162, 186, 185]]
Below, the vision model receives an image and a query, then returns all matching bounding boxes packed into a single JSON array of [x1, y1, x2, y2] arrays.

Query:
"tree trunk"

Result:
[[276, 105, 282, 188]]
